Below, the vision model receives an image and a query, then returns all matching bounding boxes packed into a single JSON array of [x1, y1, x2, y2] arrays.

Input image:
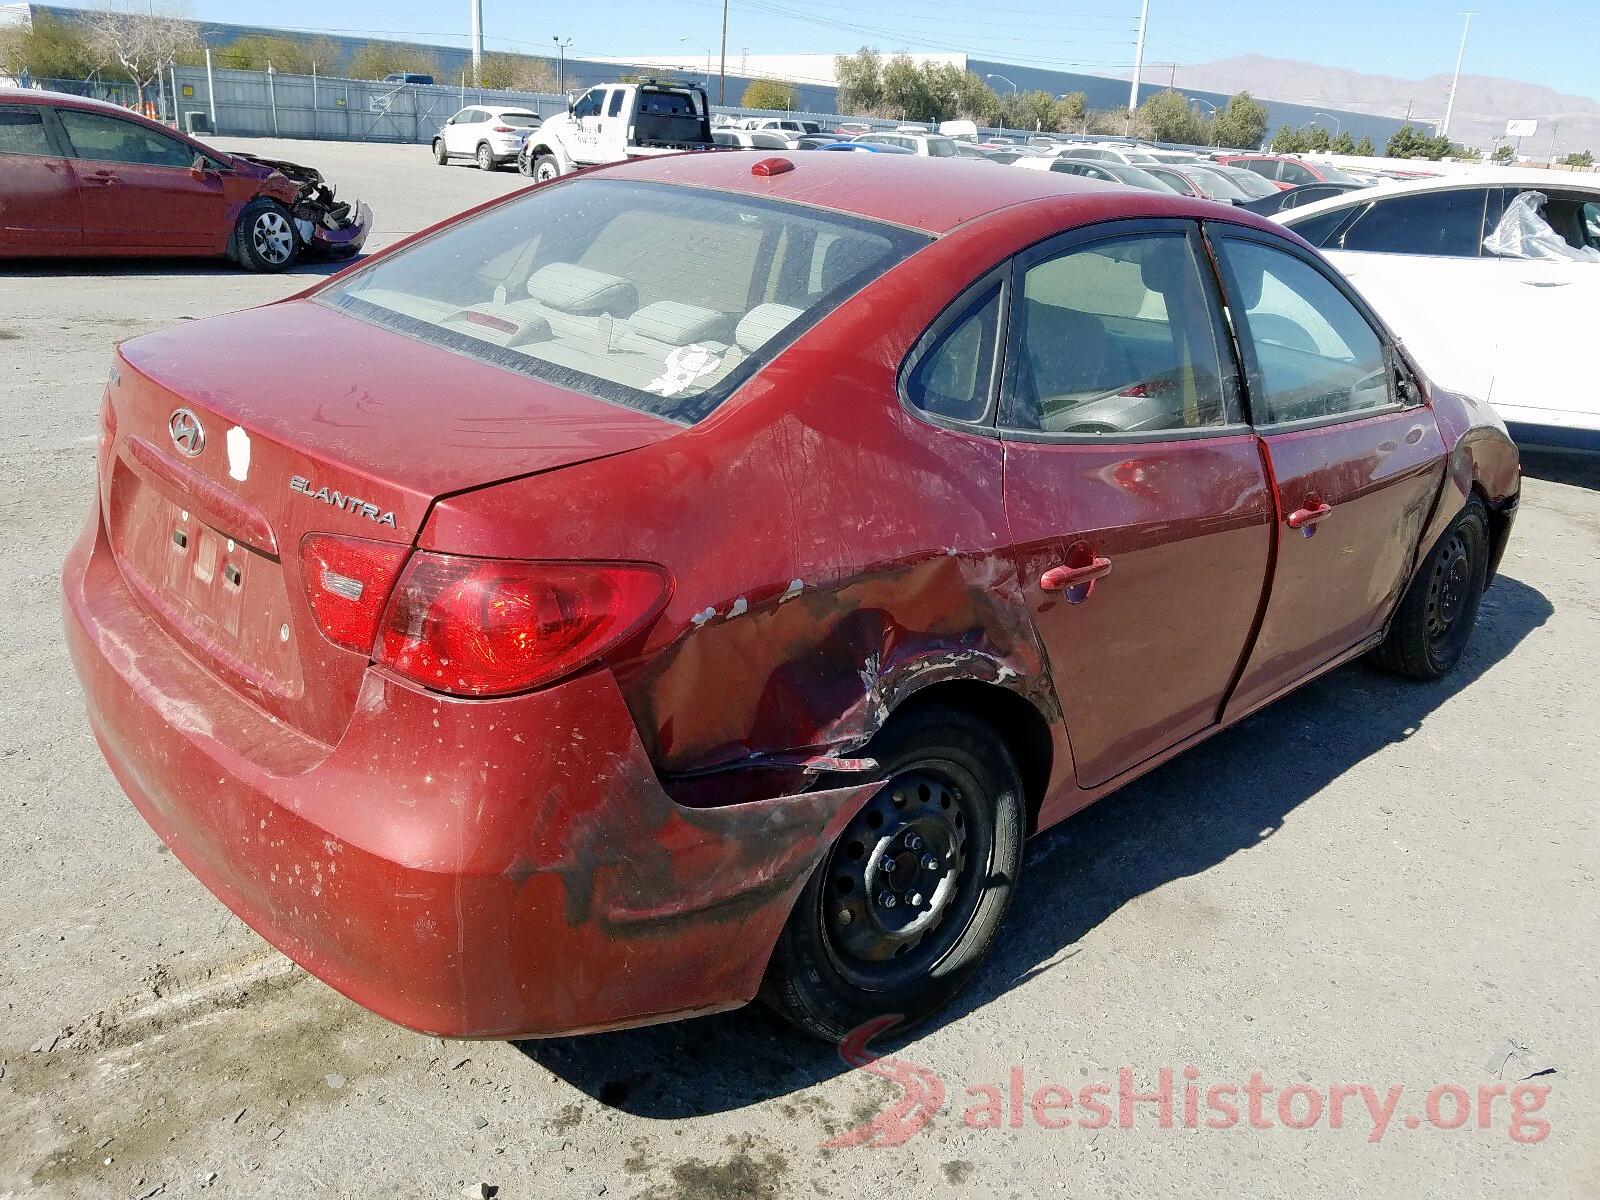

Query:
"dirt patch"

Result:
[[642, 1134, 788, 1200]]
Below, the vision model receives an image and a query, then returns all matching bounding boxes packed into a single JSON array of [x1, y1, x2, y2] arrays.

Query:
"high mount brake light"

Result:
[[375, 554, 671, 697]]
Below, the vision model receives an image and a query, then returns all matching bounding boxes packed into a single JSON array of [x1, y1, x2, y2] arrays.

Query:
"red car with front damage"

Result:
[[0, 89, 369, 271], [62, 152, 1519, 1041]]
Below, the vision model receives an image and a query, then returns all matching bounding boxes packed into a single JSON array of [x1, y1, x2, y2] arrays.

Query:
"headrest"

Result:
[[735, 303, 804, 352], [527, 263, 632, 314], [1138, 243, 1187, 294], [627, 301, 728, 347]]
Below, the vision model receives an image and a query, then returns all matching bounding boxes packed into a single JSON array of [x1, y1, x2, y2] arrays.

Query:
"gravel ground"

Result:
[[1, 139, 1597, 1200]]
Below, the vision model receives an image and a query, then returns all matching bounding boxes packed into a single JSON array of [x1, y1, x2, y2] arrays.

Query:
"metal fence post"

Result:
[[267, 64, 279, 136]]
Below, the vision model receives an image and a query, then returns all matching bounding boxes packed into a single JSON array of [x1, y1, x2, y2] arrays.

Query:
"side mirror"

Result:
[[189, 152, 213, 180]]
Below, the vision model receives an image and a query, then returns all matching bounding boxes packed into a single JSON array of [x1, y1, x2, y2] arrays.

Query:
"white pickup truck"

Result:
[[517, 80, 716, 180]]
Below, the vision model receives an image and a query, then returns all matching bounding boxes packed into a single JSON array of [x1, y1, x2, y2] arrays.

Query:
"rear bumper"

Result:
[[62, 509, 876, 1038]]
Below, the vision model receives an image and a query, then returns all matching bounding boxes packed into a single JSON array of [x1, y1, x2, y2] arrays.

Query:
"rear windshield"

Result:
[[317, 179, 927, 423], [498, 112, 540, 128]]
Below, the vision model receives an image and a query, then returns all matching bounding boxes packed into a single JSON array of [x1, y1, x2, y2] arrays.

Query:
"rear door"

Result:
[[0, 104, 82, 252], [997, 221, 1275, 788], [55, 107, 225, 252], [1210, 227, 1446, 718]]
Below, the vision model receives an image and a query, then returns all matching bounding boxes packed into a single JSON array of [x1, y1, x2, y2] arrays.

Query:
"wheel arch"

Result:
[[883, 679, 1055, 835]]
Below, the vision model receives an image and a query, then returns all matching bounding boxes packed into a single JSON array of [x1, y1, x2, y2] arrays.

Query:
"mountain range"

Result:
[[1172, 54, 1600, 157]]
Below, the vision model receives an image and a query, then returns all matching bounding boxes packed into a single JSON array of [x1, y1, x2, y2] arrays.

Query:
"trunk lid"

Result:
[[104, 300, 679, 745]]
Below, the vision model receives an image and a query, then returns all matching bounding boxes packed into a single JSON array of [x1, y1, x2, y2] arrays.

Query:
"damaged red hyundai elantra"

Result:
[[63, 151, 1519, 1041]]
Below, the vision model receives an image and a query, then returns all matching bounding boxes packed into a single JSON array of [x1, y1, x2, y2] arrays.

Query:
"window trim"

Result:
[[1203, 222, 1412, 434], [995, 217, 1251, 446], [896, 264, 1013, 434]]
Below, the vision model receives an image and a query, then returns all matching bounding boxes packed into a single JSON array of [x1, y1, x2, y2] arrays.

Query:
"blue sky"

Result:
[[170, 1, 1597, 102]]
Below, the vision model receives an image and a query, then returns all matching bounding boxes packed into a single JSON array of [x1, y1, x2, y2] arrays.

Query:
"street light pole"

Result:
[[985, 73, 1017, 95], [680, 37, 713, 89], [469, 0, 482, 86], [1126, 0, 1149, 134], [1441, 11, 1474, 138], [552, 36, 572, 94], [1312, 111, 1341, 135]]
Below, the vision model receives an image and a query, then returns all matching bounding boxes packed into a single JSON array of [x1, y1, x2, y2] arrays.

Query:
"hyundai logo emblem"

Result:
[[168, 408, 205, 457]]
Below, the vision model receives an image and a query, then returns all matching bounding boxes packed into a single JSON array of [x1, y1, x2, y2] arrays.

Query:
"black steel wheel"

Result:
[[1373, 496, 1490, 679], [762, 703, 1025, 1041]]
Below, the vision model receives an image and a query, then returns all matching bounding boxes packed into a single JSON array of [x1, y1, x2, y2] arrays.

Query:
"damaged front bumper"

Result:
[[61, 512, 878, 1038], [237, 153, 371, 259]]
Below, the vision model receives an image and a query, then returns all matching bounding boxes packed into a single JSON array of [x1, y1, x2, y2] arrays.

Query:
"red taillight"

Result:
[[375, 555, 670, 697], [492, 125, 516, 133], [301, 534, 410, 654]]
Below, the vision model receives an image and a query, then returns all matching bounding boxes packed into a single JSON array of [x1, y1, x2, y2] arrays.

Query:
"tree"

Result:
[[947, 69, 1000, 125], [215, 34, 339, 74], [1562, 150, 1594, 168], [80, 2, 201, 100], [741, 79, 796, 110], [476, 52, 557, 93], [1354, 135, 1375, 156], [1307, 125, 1331, 152], [1270, 125, 1311, 154], [1086, 106, 1130, 136], [834, 46, 882, 114], [1328, 130, 1356, 154], [1491, 144, 1515, 164], [1385, 123, 1452, 160], [1137, 89, 1207, 144], [0, 11, 98, 80], [879, 53, 925, 120], [1210, 91, 1269, 151], [1055, 91, 1088, 133], [348, 42, 439, 82]]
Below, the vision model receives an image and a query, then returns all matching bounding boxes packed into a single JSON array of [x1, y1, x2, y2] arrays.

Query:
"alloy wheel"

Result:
[[252, 210, 295, 265]]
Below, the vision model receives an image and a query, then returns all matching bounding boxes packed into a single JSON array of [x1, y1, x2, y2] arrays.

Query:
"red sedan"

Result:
[[0, 89, 369, 270], [1213, 153, 1365, 192], [62, 152, 1518, 1041]]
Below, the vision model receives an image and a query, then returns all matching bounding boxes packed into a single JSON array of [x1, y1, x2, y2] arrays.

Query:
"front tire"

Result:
[[761, 704, 1024, 1042], [1372, 496, 1490, 679], [433, 139, 448, 165], [531, 153, 561, 182], [232, 199, 300, 273]]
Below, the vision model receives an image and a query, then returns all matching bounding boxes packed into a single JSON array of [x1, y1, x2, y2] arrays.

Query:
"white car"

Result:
[[433, 105, 541, 171], [1282, 171, 1600, 451], [1053, 143, 1163, 166], [850, 131, 960, 158]]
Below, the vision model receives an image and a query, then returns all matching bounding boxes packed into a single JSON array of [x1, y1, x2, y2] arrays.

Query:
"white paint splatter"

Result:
[[726, 596, 748, 619], [226, 425, 251, 482], [691, 607, 717, 627], [780, 579, 804, 602]]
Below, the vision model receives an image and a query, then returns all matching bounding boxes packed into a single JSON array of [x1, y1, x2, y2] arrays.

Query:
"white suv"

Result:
[[434, 105, 542, 171]]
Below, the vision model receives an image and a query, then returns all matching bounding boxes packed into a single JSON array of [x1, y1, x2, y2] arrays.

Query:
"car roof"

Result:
[[0, 87, 141, 116], [602, 150, 1268, 235], [1281, 168, 1600, 224]]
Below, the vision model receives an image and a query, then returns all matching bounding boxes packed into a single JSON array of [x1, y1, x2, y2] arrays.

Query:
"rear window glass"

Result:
[[318, 179, 928, 423], [499, 112, 540, 128], [0, 108, 53, 156]]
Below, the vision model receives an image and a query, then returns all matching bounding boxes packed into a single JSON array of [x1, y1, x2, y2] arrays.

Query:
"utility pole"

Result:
[[1440, 11, 1473, 138], [718, 0, 729, 105], [1126, 0, 1149, 134], [552, 36, 572, 93], [469, 0, 482, 87]]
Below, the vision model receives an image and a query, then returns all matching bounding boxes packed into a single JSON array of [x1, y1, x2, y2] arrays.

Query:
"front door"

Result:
[[0, 105, 82, 252], [55, 108, 225, 252], [999, 222, 1275, 789], [1210, 228, 1446, 718]]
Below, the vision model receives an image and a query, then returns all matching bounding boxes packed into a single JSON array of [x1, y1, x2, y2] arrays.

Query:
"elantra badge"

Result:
[[290, 475, 398, 528]]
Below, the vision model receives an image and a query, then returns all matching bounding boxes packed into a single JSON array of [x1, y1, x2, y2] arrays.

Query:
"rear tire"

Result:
[[518, 149, 535, 177], [433, 139, 448, 165], [761, 704, 1024, 1042], [232, 199, 300, 273], [476, 142, 496, 171], [1372, 496, 1490, 679]]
